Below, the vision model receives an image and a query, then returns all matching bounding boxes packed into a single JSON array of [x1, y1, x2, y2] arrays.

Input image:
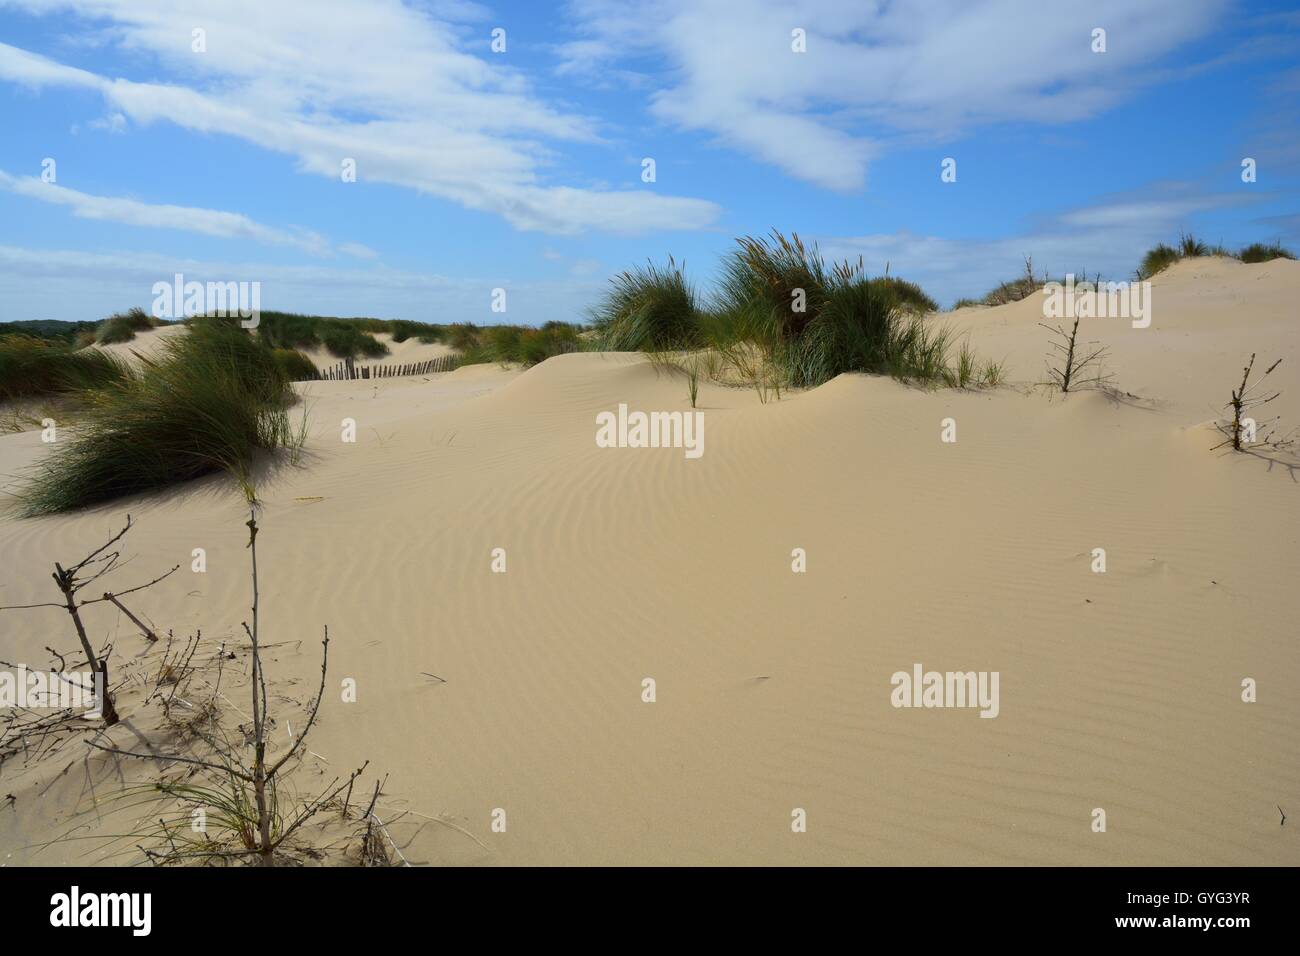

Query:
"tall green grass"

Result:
[[1239, 242, 1295, 263], [0, 335, 131, 400], [318, 322, 388, 358], [981, 274, 1041, 306], [389, 320, 444, 344], [0, 319, 100, 344], [590, 257, 701, 351], [1138, 233, 1233, 278], [483, 322, 582, 366], [867, 276, 939, 314], [522, 323, 582, 364], [1138, 242, 1181, 279], [19, 319, 299, 516], [271, 348, 320, 381], [719, 231, 836, 341], [256, 311, 393, 358], [716, 232, 956, 387], [956, 234, 1287, 303], [587, 231, 960, 389], [95, 307, 156, 344]]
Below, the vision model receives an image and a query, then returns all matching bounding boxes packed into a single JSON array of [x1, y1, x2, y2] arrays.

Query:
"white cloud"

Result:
[[88, 110, 126, 133], [558, 0, 1228, 191], [0, 170, 339, 254], [0, 0, 721, 234]]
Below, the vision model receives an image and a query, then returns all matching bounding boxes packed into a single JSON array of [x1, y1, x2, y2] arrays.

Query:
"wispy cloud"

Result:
[[0, 170, 364, 256], [0, 0, 721, 234]]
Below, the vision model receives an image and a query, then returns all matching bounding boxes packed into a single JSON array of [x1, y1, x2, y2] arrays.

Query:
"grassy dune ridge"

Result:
[[18, 317, 301, 515], [589, 231, 984, 389]]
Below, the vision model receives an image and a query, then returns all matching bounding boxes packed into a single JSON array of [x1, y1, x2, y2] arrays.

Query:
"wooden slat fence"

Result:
[[312, 353, 462, 381]]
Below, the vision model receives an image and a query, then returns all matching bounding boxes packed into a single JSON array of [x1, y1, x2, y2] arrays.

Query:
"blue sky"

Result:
[[0, 0, 1297, 324]]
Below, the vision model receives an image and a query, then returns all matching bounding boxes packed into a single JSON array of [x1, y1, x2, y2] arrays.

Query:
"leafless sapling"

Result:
[[84, 506, 366, 865], [1212, 353, 1291, 452], [1039, 314, 1111, 393], [0, 515, 178, 726]]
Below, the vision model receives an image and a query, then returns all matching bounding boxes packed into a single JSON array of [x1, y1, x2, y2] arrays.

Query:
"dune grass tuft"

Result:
[[867, 276, 939, 314], [389, 319, 444, 344], [717, 232, 956, 387], [271, 347, 320, 381], [1238, 241, 1295, 263], [478, 322, 582, 366], [591, 257, 701, 351], [95, 307, 157, 344], [1138, 232, 1231, 278], [19, 318, 300, 516], [588, 230, 962, 390], [0, 335, 131, 400], [720, 231, 834, 341], [256, 312, 394, 358], [317, 322, 388, 359]]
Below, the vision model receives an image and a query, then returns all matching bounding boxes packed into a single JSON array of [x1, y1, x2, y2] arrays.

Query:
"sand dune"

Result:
[[90, 326, 456, 374], [297, 332, 456, 372], [2, 261, 1298, 865], [88, 323, 188, 364]]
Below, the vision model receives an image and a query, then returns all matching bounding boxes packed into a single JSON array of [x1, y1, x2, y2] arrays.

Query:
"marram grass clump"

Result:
[[714, 231, 957, 387], [19, 319, 300, 516], [0, 335, 131, 400], [271, 347, 321, 381], [485, 321, 582, 366], [1137, 233, 1231, 279], [590, 257, 701, 352], [1238, 242, 1295, 263], [95, 307, 157, 344], [588, 230, 968, 390]]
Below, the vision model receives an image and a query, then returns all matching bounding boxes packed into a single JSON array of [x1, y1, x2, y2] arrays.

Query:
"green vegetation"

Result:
[[389, 319, 444, 344], [868, 276, 939, 314], [255, 311, 390, 358], [971, 256, 1057, 307], [443, 320, 584, 367], [317, 322, 388, 358], [589, 257, 700, 351], [590, 230, 985, 391], [1137, 234, 1221, 279], [96, 307, 157, 344], [19, 318, 301, 516], [0, 334, 131, 401], [271, 348, 321, 381], [981, 273, 1042, 306], [1138, 242, 1182, 280], [520, 322, 582, 364], [0, 319, 100, 343], [1238, 241, 1295, 263], [252, 312, 587, 363], [953, 235, 1294, 304], [1136, 233, 1280, 278]]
